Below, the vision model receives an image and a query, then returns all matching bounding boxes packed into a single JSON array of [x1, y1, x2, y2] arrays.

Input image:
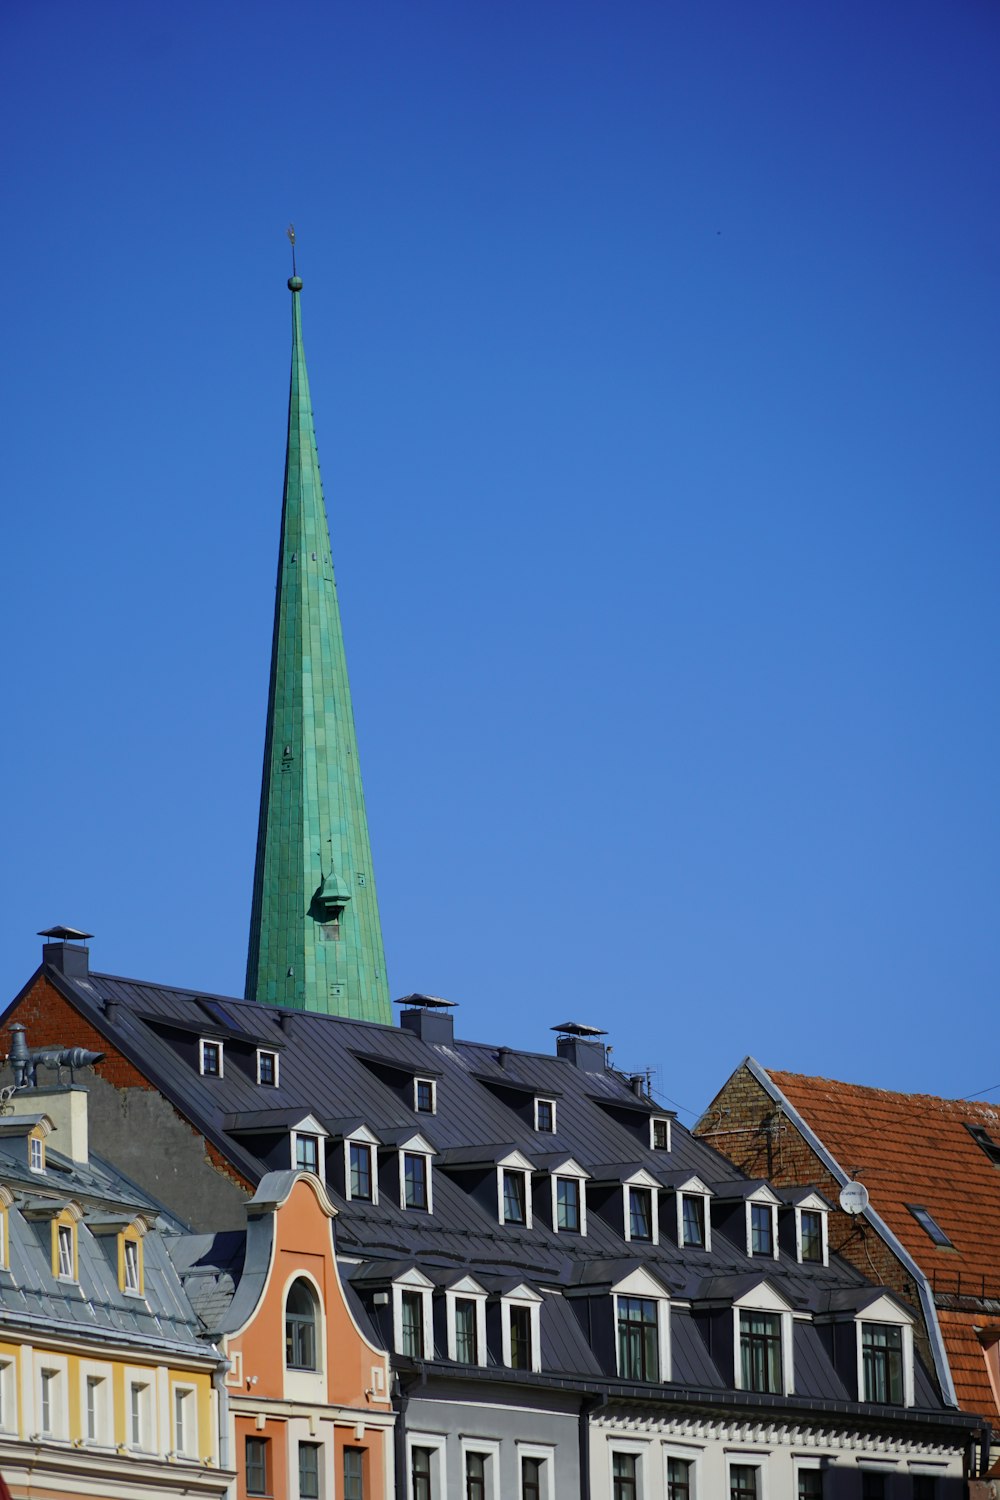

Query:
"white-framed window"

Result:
[[516, 1442, 554, 1500], [29, 1135, 45, 1172], [496, 1150, 535, 1227], [745, 1189, 780, 1258], [461, 1438, 500, 1500], [83, 1369, 111, 1444], [663, 1443, 701, 1499], [407, 1431, 446, 1500], [199, 1039, 223, 1077], [445, 1276, 488, 1365], [552, 1168, 589, 1235], [291, 1115, 328, 1176], [727, 1455, 766, 1500], [128, 1376, 152, 1451], [623, 1171, 660, 1243], [57, 1223, 75, 1280], [344, 1125, 380, 1203], [393, 1269, 434, 1360], [855, 1296, 915, 1407], [794, 1197, 829, 1266], [123, 1236, 141, 1293], [172, 1384, 197, 1458], [414, 1077, 437, 1114], [610, 1440, 648, 1500], [256, 1049, 279, 1087], [38, 1363, 64, 1438], [612, 1266, 671, 1384], [401, 1150, 432, 1212], [794, 1458, 824, 1499], [0, 1358, 16, 1435], [650, 1116, 672, 1151], [501, 1285, 543, 1372], [534, 1098, 556, 1133], [674, 1177, 713, 1251], [732, 1284, 795, 1396]]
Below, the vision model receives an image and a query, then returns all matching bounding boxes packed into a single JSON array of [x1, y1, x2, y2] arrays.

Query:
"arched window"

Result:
[[285, 1279, 319, 1370]]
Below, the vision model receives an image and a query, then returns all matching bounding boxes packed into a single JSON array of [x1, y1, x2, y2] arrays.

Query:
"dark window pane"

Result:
[[612, 1451, 637, 1500], [343, 1447, 364, 1500], [912, 1479, 936, 1500], [521, 1456, 542, 1500], [617, 1296, 660, 1382], [682, 1195, 705, 1247], [536, 1100, 554, 1132], [258, 1052, 276, 1085], [404, 1153, 428, 1210], [412, 1446, 433, 1500], [201, 1042, 221, 1076], [667, 1457, 692, 1500], [862, 1323, 904, 1404], [556, 1177, 581, 1232], [740, 1311, 782, 1393], [730, 1465, 759, 1500], [246, 1437, 269, 1496], [299, 1442, 321, 1500], [800, 1211, 823, 1262], [503, 1170, 527, 1224], [455, 1298, 478, 1363], [286, 1279, 317, 1369], [509, 1305, 533, 1369], [350, 1143, 372, 1200], [798, 1470, 823, 1500], [415, 1080, 434, 1113], [861, 1475, 885, 1500], [296, 1134, 319, 1172], [465, 1451, 486, 1500], [750, 1203, 773, 1255], [629, 1187, 653, 1241], [401, 1290, 425, 1357], [652, 1119, 670, 1149]]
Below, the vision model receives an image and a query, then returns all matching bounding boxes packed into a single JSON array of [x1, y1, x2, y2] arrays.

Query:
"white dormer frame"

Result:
[[854, 1294, 915, 1408], [392, 1267, 435, 1360], [673, 1175, 713, 1252], [397, 1131, 436, 1214], [290, 1114, 328, 1178], [548, 1158, 590, 1236], [445, 1275, 488, 1365], [199, 1038, 224, 1077], [534, 1097, 557, 1133], [611, 1265, 672, 1383], [497, 1150, 536, 1228], [794, 1194, 829, 1267], [413, 1077, 437, 1114], [343, 1124, 381, 1205], [649, 1116, 672, 1151], [745, 1185, 781, 1259], [500, 1284, 543, 1373], [732, 1281, 796, 1396], [623, 1169, 661, 1245], [256, 1049, 279, 1087]]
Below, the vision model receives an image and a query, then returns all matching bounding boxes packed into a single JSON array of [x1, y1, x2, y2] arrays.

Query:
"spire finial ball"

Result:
[[288, 276, 303, 292]]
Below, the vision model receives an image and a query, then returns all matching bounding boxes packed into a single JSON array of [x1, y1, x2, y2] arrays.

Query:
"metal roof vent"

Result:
[[38, 925, 93, 980], [551, 1020, 608, 1072], [395, 994, 456, 1046]]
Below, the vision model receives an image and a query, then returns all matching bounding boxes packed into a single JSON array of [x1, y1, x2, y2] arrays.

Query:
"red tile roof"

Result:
[[767, 1069, 1000, 1422]]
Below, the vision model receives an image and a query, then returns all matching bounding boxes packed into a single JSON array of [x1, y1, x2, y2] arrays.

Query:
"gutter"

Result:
[[579, 1389, 609, 1500], [742, 1056, 959, 1408], [212, 1363, 232, 1494]]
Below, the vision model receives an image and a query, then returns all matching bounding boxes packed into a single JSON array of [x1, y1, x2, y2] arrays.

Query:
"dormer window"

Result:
[[650, 1116, 671, 1151], [57, 1224, 74, 1278], [501, 1286, 542, 1372], [414, 1078, 436, 1114], [627, 1186, 655, 1243], [555, 1177, 582, 1233], [744, 1189, 780, 1258], [445, 1276, 487, 1365], [502, 1169, 529, 1226], [296, 1134, 319, 1173], [612, 1267, 671, 1384], [681, 1193, 707, 1249], [199, 1039, 223, 1077], [535, 1098, 556, 1133], [392, 1270, 434, 1359], [731, 1284, 795, 1396], [124, 1238, 140, 1291], [403, 1151, 430, 1211], [350, 1143, 373, 1201], [256, 1050, 279, 1087], [29, 1135, 44, 1173], [799, 1209, 825, 1264], [50, 1207, 82, 1282], [853, 1297, 915, 1406]]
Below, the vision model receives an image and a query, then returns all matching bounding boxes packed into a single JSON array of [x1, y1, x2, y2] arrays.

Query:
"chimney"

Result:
[[8, 1085, 91, 1165], [396, 994, 456, 1046], [552, 1021, 608, 1072], [38, 925, 93, 981]]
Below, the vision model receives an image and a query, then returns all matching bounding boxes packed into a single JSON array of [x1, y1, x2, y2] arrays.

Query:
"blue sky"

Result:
[[2, 1, 998, 1119]]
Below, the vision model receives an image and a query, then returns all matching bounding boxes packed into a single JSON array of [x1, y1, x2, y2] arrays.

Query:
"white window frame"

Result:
[[609, 1439, 649, 1500], [662, 1442, 702, 1499], [674, 1177, 713, 1252], [413, 1077, 437, 1114], [499, 1166, 532, 1228], [199, 1038, 224, 1077], [290, 1114, 328, 1177], [650, 1116, 672, 1151], [726, 1453, 767, 1500], [855, 1295, 915, 1408], [551, 1163, 589, 1236], [623, 1170, 661, 1245], [732, 1284, 796, 1397], [794, 1198, 829, 1267], [38, 1362, 66, 1439], [29, 1135, 45, 1172], [57, 1223, 75, 1280], [344, 1126, 380, 1204], [611, 1266, 672, 1383], [745, 1188, 780, 1259], [400, 1149, 433, 1212], [172, 1382, 198, 1458], [123, 1236, 141, 1293], [256, 1049, 279, 1087], [461, 1437, 500, 1500], [516, 1442, 555, 1500], [393, 1268, 435, 1360], [445, 1276, 488, 1365], [793, 1457, 823, 1498], [406, 1431, 447, 1500], [501, 1285, 543, 1373], [82, 1365, 112, 1446], [127, 1374, 154, 1452], [534, 1097, 557, 1133], [0, 1357, 17, 1435]]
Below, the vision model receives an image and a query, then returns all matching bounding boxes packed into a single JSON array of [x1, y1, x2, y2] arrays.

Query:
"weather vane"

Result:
[[287, 223, 297, 277]]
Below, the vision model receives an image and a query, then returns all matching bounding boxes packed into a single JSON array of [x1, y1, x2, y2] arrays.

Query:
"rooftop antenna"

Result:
[[287, 223, 297, 278]]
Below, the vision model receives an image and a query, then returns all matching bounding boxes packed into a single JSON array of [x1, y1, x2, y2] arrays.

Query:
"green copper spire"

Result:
[[246, 270, 391, 1021]]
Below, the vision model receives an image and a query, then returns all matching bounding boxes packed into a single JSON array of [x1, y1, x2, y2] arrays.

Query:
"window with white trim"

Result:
[[746, 1194, 779, 1258], [680, 1193, 708, 1249], [796, 1462, 824, 1498], [853, 1296, 915, 1407], [729, 1460, 763, 1500], [29, 1135, 45, 1172], [173, 1385, 197, 1457], [616, 1296, 661, 1381], [39, 1366, 63, 1437], [797, 1208, 826, 1264], [612, 1451, 639, 1500], [461, 1439, 499, 1500], [502, 1168, 530, 1226], [650, 1116, 672, 1150], [535, 1098, 556, 1133], [555, 1176, 583, 1233], [408, 1433, 446, 1500], [286, 1277, 321, 1369], [665, 1451, 696, 1499], [128, 1379, 151, 1451], [393, 1271, 434, 1360], [626, 1185, 656, 1243], [256, 1049, 278, 1086], [199, 1039, 223, 1077], [402, 1150, 432, 1211], [85, 1372, 111, 1444], [502, 1287, 542, 1372], [732, 1286, 794, 1396], [0, 1359, 16, 1435], [350, 1142, 375, 1201], [414, 1077, 436, 1114], [295, 1132, 320, 1173], [517, 1445, 553, 1500], [446, 1278, 487, 1365], [57, 1223, 74, 1279]]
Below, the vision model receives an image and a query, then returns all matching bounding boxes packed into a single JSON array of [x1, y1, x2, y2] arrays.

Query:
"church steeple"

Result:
[[245, 263, 391, 1021]]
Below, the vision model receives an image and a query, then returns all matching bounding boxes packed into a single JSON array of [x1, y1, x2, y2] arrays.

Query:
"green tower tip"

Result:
[[288, 275, 303, 291]]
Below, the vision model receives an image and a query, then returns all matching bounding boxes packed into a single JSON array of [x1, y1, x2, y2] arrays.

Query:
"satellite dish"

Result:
[[839, 1181, 870, 1216]]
